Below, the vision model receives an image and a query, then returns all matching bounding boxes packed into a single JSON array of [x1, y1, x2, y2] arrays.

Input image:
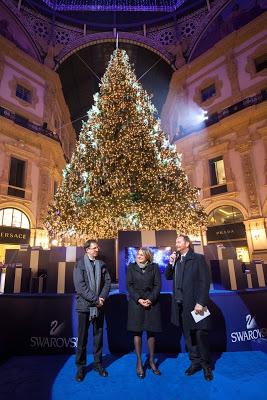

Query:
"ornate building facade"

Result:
[[0, 36, 76, 261], [162, 12, 267, 262], [1, 0, 267, 262]]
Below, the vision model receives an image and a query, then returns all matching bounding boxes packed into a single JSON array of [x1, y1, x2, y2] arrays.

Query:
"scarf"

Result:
[[84, 254, 101, 321], [136, 261, 148, 272], [174, 254, 186, 303]]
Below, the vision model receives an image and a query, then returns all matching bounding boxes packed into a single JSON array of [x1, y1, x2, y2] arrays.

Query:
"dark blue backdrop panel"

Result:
[[0, 290, 266, 356], [118, 230, 175, 293], [118, 231, 141, 293], [155, 230, 176, 247]]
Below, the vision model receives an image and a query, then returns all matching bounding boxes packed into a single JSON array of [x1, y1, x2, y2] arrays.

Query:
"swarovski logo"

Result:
[[246, 314, 257, 330], [50, 320, 65, 336], [231, 314, 267, 343], [30, 319, 77, 349]]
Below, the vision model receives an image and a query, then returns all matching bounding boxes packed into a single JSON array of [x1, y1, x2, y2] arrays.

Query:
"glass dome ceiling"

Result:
[[41, 1, 186, 12]]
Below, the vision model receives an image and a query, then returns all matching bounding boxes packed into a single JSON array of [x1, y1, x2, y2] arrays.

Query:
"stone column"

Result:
[[226, 50, 241, 101], [43, 82, 56, 131], [36, 163, 52, 228], [0, 145, 10, 196], [236, 141, 261, 218]]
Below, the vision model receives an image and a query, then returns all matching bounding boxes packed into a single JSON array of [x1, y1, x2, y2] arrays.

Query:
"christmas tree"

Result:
[[45, 48, 207, 240]]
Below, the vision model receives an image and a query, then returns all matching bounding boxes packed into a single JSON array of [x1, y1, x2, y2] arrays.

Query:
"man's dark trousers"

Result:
[[76, 311, 104, 367], [178, 304, 211, 368]]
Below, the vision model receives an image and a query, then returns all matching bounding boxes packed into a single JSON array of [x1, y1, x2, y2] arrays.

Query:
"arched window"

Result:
[[0, 208, 30, 229], [208, 206, 243, 226]]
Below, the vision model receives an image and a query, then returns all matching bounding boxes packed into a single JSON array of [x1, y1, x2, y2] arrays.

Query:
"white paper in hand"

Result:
[[191, 308, 210, 323]]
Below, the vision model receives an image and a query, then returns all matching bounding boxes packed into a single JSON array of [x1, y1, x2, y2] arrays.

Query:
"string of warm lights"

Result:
[[44, 48, 207, 240], [41, 0, 186, 12]]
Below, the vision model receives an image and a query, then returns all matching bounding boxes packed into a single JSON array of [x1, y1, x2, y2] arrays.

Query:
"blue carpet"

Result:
[[0, 352, 266, 400]]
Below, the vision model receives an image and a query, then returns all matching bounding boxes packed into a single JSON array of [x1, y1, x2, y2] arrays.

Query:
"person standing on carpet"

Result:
[[73, 239, 111, 382], [127, 247, 162, 379], [165, 234, 213, 381]]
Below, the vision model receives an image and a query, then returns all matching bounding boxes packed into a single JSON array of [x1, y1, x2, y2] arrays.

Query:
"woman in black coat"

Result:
[[126, 247, 162, 378]]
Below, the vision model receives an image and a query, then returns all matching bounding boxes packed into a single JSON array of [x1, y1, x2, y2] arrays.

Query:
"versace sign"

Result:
[[0, 226, 30, 244]]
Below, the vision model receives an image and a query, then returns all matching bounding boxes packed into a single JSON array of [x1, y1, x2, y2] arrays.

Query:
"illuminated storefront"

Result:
[[0, 208, 31, 262], [207, 206, 250, 262]]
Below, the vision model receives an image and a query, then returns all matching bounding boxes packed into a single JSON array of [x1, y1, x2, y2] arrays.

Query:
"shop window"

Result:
[[8, 157, 26, 198], [201, 84, 216, 102], [236, 247, 250, 263], [255, 53, 267, 73], [208, 206, 243, 226], [16, 84, 32, 104], [0, 208, 30, 229]]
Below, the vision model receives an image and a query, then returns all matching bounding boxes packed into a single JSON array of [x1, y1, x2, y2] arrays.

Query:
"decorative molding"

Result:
[[43, 82, 56, 129], [245, 43, 267, 80], [226, 50, 240, 99], [236, 140, 261, 218], [196, 141, 229, 161], [56, 33, 173, 69], [0, 199, 36, 228], [193, 75, 223, 107], [37, 167, 51, 227], [204, 199, 249, 220], [4, 141, 39, 161], [8, 75, 39, 109]]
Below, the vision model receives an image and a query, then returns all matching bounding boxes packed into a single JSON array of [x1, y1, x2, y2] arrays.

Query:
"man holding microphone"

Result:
[[165, 234, 213, 381]]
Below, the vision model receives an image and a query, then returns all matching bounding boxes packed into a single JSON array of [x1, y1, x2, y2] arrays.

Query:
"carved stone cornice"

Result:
[[3, 141, 39, 160], [235, 141, 252, 154], [197, 141, 230, 158]]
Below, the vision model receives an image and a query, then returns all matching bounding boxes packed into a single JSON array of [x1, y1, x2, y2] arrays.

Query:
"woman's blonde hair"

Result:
[[137, 247, 153, 263]]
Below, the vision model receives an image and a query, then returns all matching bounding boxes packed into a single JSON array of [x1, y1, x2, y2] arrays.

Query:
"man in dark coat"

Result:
[[165, 234, 213, 381], [73, 239, 111, 382]]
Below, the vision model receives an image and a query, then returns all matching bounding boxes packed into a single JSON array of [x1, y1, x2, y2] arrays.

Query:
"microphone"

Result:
[[170, 250, 179, 265]]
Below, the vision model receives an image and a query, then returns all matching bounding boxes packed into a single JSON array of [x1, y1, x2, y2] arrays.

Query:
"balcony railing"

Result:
[[210, 184, 228, 196], [7, 185, 25, 199], [0, 106, 61, 142], [174, 89, 267, 141]]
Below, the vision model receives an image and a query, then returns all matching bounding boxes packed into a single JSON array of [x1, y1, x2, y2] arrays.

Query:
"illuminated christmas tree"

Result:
[[45, 49, 207, 240]]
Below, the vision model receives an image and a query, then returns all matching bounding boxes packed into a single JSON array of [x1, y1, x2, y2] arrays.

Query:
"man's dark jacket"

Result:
[[73, 257, 111, 313], [165, 248, 211, 330]]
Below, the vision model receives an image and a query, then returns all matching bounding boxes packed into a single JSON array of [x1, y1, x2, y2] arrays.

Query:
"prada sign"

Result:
[[0, 226, 30, 244], [207, 222, 246, 242]]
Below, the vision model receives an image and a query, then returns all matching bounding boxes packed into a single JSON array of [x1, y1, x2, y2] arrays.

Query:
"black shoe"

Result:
[[185, 365, 202, 376], [94, 364, 108, 377], [136, 368, 145, 379], [136, 362, 145, 379], [203, 367, 213, 381], [75, 367, 85, 382], [148, 361, 161, 376]]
